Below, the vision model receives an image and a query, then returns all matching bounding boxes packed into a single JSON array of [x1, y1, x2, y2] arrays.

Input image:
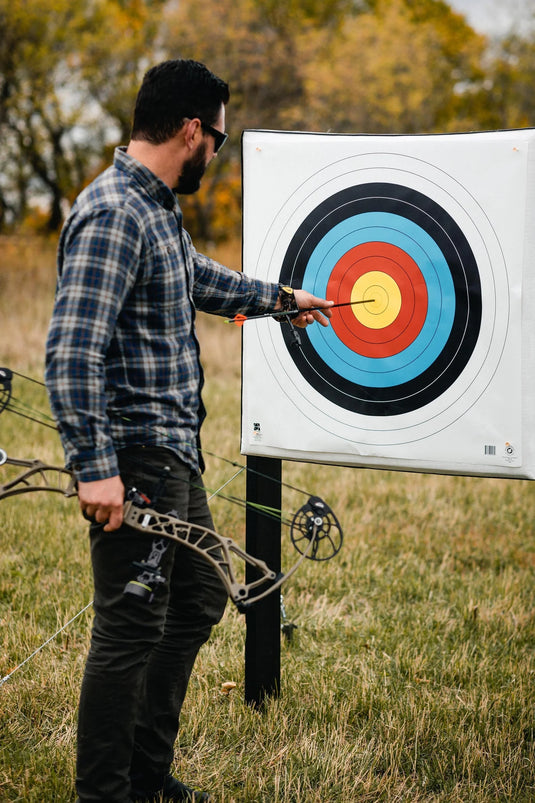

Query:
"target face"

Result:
[[280, 182, 482, 416], [241, 130, 533, 478]]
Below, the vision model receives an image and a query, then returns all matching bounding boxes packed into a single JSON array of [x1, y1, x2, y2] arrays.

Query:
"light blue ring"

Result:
[[304, 213, 456, 387]]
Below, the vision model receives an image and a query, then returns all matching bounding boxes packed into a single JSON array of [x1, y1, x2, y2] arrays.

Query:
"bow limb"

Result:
[[0, 448, 77, 500], [224, 521, 322, 608]]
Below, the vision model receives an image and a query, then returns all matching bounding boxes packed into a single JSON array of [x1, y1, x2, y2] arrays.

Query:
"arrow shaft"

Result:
[[228, 298, 374, 324], [303, 300, 372, 314]]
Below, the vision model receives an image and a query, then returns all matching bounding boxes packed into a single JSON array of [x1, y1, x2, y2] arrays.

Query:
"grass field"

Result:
[[0, 236, 534, 802]]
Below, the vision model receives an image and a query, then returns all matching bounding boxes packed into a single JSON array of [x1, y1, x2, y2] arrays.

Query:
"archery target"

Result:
[[241, 130, 535, 478], [279, 182, 482, 415]]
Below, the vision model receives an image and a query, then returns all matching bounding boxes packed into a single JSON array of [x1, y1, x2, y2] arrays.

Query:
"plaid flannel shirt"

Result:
[[45, 147, 278, 482]]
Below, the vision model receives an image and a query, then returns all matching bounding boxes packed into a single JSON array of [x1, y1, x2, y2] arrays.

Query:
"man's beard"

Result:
[[175, 143, 208, 195]]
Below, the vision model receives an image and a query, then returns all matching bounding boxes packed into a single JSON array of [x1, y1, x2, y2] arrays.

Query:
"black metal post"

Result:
[[244, 455, 282, 706]]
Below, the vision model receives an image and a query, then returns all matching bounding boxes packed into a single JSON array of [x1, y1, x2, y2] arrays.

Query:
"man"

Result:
[[45, 59, 332, 803]]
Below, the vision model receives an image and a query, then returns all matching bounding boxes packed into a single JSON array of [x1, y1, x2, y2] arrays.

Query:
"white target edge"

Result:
[[240, 129, 535, 480]]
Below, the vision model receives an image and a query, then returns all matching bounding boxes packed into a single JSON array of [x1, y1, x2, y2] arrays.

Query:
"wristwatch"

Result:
[[278, 284, 299, 314]]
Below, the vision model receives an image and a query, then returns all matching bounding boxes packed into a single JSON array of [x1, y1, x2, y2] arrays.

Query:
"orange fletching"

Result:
[[232, 314, 248, 327]]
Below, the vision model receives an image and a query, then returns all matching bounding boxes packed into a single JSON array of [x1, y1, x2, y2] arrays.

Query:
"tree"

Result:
[[0, 0, 525, 239], [481, 29, 535, 129], [0, 0, 164, 231], [298, 0, 488, 135], [159, 0, 374, 238]]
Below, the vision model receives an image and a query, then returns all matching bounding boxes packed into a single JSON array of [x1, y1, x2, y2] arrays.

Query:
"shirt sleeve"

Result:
[[45, 208, 142, 481], [189, 236, 280, 315]]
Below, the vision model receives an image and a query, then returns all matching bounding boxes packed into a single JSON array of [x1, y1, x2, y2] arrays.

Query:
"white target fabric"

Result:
[[241, 129, 535, 479]]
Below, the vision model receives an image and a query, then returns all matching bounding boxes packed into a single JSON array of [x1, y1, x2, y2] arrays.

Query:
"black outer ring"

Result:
[[279, 183, 482, 416]]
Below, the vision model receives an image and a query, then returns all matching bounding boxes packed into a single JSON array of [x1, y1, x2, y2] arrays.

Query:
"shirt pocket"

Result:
[[144, 239, 189, 308], [124, 238, 193, 341]]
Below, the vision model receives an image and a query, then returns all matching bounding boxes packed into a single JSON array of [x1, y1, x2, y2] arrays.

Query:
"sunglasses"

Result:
[[200, 121, 228, 153]]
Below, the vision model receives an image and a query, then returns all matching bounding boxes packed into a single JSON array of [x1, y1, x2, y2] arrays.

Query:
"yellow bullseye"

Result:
[[351, 271, 402, 329]]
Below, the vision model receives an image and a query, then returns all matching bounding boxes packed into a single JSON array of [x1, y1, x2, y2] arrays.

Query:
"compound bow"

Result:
[[0, 368, 343, 611]]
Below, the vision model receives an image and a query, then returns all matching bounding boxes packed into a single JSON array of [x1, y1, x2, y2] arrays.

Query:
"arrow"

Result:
[[225, 299, 375, 326]]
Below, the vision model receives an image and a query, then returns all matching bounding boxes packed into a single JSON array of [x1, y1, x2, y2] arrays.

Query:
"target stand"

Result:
[[241, 128, 535, 702]]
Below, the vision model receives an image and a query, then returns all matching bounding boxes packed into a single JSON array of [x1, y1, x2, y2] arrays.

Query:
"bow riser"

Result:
[[122, 500, 282, 610]]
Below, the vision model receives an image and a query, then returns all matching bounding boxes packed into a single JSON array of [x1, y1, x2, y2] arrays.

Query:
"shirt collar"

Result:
[[114, 146, 180, 213]]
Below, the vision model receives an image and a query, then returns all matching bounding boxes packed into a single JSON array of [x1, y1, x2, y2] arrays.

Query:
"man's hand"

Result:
[[292, 290, 333, 328], [78, 475, 125, 532]]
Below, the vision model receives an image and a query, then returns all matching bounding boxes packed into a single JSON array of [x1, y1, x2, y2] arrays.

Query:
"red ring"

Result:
[[326, 242, 428, 358]]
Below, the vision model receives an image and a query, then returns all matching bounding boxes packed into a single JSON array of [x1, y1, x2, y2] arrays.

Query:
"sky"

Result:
[[448, 0, 534, 36]]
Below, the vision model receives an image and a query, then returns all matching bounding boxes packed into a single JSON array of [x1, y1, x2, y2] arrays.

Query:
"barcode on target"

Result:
[[485, 445, 496, 456]]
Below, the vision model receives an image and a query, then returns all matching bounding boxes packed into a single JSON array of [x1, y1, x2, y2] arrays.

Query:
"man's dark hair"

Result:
[[131, 59, 230, 145]]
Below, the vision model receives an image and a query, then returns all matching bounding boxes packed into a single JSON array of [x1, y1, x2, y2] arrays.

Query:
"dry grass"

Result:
[[0, 237, 534, 802]]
